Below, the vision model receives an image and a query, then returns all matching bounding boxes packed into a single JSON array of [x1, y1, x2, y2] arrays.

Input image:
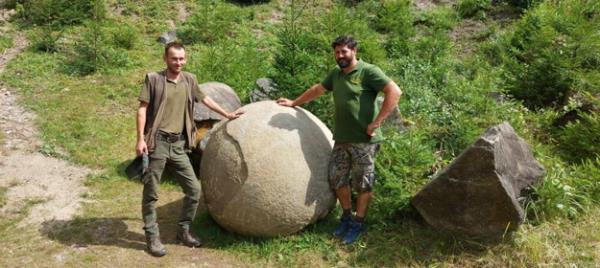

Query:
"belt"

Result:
[[156, 131, 185, 143]]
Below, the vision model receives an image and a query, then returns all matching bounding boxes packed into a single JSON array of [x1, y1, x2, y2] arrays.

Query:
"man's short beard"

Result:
[[168, 66, 181, 74], [337, 59, 351, 68]]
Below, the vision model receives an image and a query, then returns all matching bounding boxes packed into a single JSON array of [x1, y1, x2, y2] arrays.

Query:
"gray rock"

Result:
[[157, 31, 177, 44], [376, 96, 407, 131], [411, 122, 545, 237], [199, 101, 336, 236], [487, 92, 506, 103], [250, 78, 278, 102], [193, 82, 242, 122]]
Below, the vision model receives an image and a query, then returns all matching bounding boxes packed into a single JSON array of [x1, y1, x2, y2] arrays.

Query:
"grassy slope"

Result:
[[0, 0, 598, 267]]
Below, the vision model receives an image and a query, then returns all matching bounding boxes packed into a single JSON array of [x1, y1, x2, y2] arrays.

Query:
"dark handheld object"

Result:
[[125, 153, 149, 180]]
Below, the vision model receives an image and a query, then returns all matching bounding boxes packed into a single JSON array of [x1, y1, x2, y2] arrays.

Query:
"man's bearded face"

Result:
[[164, 47, 186, 74], [334, 45, 356, 68]]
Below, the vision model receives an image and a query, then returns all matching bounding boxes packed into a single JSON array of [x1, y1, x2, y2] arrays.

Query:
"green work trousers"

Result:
[[141, 138, 200, 236]]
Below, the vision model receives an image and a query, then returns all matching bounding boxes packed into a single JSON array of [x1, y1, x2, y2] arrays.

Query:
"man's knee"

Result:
[[185, 180, 201, 201], [353, 169, 376, 193]]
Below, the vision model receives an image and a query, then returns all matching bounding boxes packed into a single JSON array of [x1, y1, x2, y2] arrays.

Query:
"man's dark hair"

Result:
[[331, 36, 358, 49], [164, 42, 185, 55]]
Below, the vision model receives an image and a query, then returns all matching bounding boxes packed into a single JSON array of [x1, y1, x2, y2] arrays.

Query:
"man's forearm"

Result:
[[136, 106, 147, 142], [292, 84, 326, 106], [202, 96, 230, 118]]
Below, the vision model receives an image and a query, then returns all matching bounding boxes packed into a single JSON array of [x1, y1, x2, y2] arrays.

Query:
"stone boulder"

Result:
[[376, 96, 409, 132], [157, 31, 176, 45], [199, 101, 336, 236], [250, 78, 278, 102], [411, 122, 545, 237], [194, 82, 242, 122]]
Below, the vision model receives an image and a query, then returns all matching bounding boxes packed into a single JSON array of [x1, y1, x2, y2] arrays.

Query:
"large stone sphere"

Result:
[[199, 101, 335, 236]]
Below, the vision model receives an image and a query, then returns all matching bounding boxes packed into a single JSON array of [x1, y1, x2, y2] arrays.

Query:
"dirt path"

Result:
[[0, 10, 91, 226]]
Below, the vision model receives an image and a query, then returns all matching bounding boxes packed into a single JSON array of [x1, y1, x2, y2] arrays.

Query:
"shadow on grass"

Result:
[[38, 198, 208, 250], [191, 209, 339, 250], [39, 217, 146, 250]]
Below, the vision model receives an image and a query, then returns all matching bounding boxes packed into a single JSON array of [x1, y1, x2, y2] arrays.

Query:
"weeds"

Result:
[[0, 33, 13, 54], [0, 187, 7, 208], [457, 0, 490, 18]]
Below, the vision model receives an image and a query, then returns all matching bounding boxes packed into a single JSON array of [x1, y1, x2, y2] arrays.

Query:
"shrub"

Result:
[[109, 24, 139, 50], [177, 0, 247, 45], [0, 0, 18, 8], [571, 158, 600, 202], [29, 26, 61, 53], [505, 0, 542, 9], [19, 0, 105, 26], [493, 0, 600, 109], [186, 31, 273, 102], [557, 112, 600, 163], [456, 0, 490, 18], [373, 0, 414, 57], [66, 22, 132, 75], [525, 155, 599, 223], [368, 127, 437, 220], [414, 6, 459, 31]]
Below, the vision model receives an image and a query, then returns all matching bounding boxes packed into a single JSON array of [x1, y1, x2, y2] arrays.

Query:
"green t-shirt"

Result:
[[321, 60, 391, 143], [139, 76, 205, 134]]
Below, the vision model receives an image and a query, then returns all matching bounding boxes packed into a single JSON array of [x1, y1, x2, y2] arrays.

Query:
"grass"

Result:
[[0, 128, 4, 149], [0, 31, 13, 54], [0, 187, 7, 208], [0, 0, 598, 266]]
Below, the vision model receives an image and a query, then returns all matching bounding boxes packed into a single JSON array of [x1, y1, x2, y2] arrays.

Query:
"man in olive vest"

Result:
[[277, 36, 402, 244], [136, 42, 243, 257]]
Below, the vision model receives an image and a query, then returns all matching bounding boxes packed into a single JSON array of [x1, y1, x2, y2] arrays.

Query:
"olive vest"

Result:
[[143, 70, 198, 153]]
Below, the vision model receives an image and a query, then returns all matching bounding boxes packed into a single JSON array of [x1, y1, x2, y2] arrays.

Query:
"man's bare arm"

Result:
[[201, 96, 244, 120], [136, 102, 149, 156], [367, 81, 402, 136], [276, 84, 327, 107]]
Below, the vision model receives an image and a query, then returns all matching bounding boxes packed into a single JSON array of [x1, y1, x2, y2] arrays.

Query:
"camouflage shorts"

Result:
[[328, 143, 381, 193]]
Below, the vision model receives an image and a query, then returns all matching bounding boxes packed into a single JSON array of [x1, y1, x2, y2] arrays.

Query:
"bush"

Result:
[[0, 0, 18, 8], [109, 24, 139, 50], [30, 27, 61, 53], [525, 155, 600, 223], [66, 22, 132, 75], [414, 6, 459, 31], [19, 0, 105, 26], [456, 0, 490, 18], [492, 0, 600, 109], [505, 0, 542, 9], [186, 31, 273, 102], [177, 0, 247, 45], [557, 112, 600, 163], [373, 0, 414, 57]]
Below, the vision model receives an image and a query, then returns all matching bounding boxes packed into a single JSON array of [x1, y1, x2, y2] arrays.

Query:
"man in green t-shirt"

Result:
[[277, 36, 402, 244], [136, 42, 243, 257]]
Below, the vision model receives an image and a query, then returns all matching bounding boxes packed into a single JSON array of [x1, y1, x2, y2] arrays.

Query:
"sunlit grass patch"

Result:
[[0, 187, 7, 208], [0, 32, 13, 54]]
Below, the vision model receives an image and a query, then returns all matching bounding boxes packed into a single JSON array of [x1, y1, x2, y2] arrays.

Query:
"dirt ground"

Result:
[[0, 11, 91, 227]]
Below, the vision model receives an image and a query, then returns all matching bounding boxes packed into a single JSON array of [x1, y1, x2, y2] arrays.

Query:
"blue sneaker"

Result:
[[333, 216, 353, 237], [342, 221, 365, 244]]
